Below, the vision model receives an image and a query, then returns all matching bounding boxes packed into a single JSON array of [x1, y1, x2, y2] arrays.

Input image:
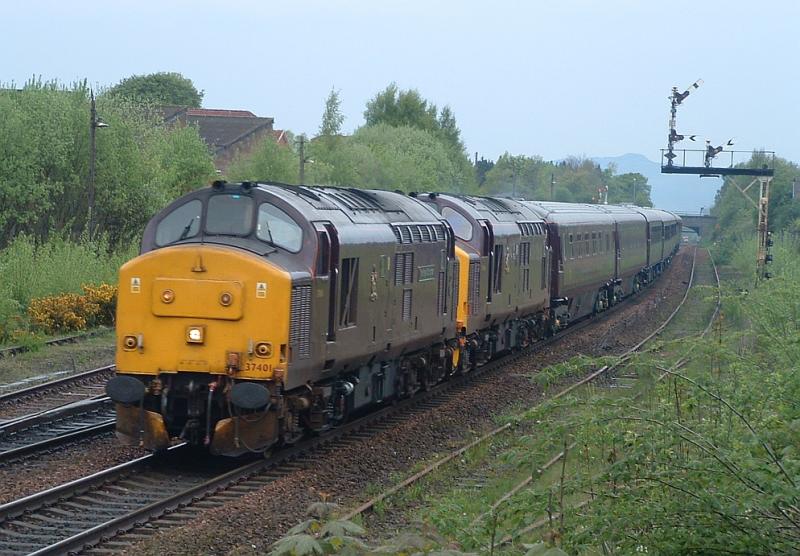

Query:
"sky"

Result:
[[4, 0, 798, 166]]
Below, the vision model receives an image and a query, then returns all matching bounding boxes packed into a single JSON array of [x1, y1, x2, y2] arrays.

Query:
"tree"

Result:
[[364, 83, 439, 132], [319, 87, 345, 136], [107, 72, 203, 107], [607, 172, 652, 206], [305, 125, 476, 193], [0, 79, 215, 246], [226, 136, 298, 184]]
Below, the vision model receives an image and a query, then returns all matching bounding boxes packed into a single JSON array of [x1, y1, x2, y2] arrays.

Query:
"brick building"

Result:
[[160, 106, 289, 173]]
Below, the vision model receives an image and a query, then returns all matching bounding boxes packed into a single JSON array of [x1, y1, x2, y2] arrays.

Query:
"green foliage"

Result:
[[270, 504, 476, 555], [8, 330, 44, 352], [269, 514, 367, 556], [107, 72, 203, 107], [364, 83, 440, 135], [523, 543, 569, 556], [481, 155, 653, 206], [362, 83, 472, 189], [0, 234, 133, 307], [319, 87, 345, 137], [712, 153, 800, 249], [307, 124, 476, 193], [226, 135, 298, 183], [0, 80, 215, 246]]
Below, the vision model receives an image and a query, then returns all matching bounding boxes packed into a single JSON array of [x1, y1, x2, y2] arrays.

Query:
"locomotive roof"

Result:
[[254, 182, 444, 225], [413, 193, 545, 223]]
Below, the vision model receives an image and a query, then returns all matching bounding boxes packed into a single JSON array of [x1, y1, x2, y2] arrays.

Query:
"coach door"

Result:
[[613, 225, 621, 279]]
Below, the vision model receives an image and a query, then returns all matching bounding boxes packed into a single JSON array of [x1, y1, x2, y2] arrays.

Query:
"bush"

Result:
[[27, 284, 117, 335]]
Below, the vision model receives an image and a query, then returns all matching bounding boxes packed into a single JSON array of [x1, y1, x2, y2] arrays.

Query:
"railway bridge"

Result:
[[676, 213, 717, 237]]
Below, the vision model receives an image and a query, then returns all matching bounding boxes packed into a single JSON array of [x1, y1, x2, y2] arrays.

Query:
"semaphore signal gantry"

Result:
[[660, 79, 775, 284]]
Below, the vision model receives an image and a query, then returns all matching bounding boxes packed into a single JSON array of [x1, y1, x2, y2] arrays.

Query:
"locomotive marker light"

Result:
[[122, 335, 137, 350], [255, 342, 272, 358]]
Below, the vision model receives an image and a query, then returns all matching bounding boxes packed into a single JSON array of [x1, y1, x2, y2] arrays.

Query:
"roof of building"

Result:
[[159, 105, 275, 153]]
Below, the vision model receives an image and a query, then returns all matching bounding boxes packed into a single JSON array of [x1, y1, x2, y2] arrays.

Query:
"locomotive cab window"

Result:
[[442, 207, 473, 241], [155, 199, 202, 246], [206, 194, 254, 236], [257, 203, 303, 252]]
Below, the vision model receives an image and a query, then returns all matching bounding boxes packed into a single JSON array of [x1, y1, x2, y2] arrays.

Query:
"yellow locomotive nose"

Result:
[[116, 244, 291, 380]]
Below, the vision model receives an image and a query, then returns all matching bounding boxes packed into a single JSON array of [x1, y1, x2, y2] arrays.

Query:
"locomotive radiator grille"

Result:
[[436, 271, 446, 314], [289, 285, 312, 359], [402, 288, 413, 321]]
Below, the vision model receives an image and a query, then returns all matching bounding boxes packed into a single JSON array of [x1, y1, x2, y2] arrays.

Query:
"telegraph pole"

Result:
[[550, 173, 555, 200], [298, 135, 306, 185], [632, 176, 636, 205], [88, 90, 108, 240], [88, 91, 97, 239]]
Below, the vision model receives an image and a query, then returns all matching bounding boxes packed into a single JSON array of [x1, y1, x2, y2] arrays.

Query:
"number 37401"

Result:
[[244, 362, 272, 373]]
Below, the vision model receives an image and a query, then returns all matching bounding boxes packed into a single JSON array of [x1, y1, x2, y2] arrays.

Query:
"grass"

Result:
[[0, 234, 135, 343]]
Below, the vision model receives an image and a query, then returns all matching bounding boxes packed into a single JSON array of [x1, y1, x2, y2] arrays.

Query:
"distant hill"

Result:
[[592, 153, 720, 213]]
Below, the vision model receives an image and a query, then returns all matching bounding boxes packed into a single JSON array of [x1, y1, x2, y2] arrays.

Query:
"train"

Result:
[[105, 181, 681, 456]]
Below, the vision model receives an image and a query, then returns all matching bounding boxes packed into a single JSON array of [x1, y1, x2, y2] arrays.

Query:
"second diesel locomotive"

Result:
[[106, 182, 680, 456]]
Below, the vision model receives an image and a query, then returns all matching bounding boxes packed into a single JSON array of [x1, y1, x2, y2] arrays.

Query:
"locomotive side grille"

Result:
[[404, 253, 414, 284], [518, 221, 543, 237], [394, 252, 414, 285], [289, 285, 312, 359], [468, 261, 480, 316], [392, 224, 448, 244], [421, 225, 431, 242], [436, 271, 446, 314], [402, 288, 413, 321]]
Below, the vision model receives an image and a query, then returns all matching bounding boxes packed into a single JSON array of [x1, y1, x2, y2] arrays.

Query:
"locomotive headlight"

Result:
[[219, 291, 233, 306], [186, 325, 205, 344], [161, 289, 175, 304], [123, 335, 137, 350]]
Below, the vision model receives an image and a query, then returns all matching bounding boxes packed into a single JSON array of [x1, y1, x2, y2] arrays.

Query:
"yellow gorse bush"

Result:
[[28, 284, 117, 334]]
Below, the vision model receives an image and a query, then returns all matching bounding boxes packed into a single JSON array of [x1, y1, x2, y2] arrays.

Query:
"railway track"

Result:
[[0, 365, 114, 424], [0, 397, 115, 464], [0, 251, 692, 555], [0, 328, 110, 360]]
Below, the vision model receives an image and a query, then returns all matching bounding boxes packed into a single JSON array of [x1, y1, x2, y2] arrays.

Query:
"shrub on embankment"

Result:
[[0, 235, 132, 342]]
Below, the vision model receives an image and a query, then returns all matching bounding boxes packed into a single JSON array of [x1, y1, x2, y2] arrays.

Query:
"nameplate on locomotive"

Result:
[[417, 265, 435, 282]]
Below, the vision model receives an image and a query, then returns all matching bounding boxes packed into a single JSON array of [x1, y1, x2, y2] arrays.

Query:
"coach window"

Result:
[[442, 207, 473, 241], [206, 194, 254, 236], [257, 203, 303, 252], [569, 234, 574, 259], [155, 199, 202, 246]]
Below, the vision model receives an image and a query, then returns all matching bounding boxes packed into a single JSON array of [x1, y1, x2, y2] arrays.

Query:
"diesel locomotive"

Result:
[[106, 181, 680, 456]]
